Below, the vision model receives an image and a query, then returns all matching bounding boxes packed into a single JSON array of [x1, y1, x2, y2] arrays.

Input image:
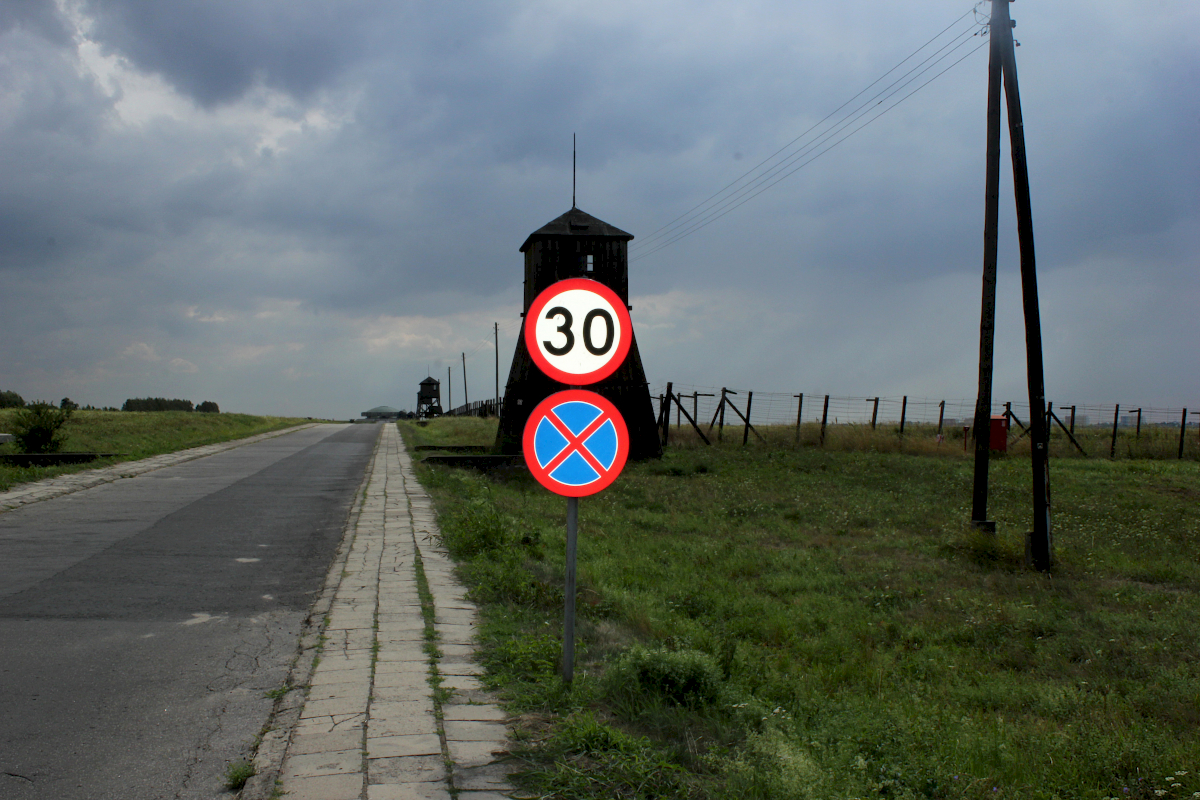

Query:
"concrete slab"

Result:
[[367, 784, 454, 800], [367, 755, 447, 784], [446, 739, 508, 769], [280, 748, 363, 778], [444, 720, 509, 742], [367, 733, 444, 758], [451, 762, 516, 792], [288, 727, 364, 756], [442, 704, 507, 722], [281, 773, 364, 800]]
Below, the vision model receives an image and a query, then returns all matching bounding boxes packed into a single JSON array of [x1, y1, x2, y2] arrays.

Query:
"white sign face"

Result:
[[525, 279, 633, 385]]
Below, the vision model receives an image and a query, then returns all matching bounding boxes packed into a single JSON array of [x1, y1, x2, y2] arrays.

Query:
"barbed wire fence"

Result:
[[652, 382, 1199, 459]]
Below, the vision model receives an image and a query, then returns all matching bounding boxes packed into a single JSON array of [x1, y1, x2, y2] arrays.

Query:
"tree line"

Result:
[[1, 391, 218, 413]]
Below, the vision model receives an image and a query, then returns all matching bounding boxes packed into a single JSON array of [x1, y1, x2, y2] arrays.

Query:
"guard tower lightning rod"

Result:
[[572, 133, 576, 209]]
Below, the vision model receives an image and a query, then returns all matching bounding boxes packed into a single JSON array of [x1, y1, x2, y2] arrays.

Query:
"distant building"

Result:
[[361, 406, 401, 420]]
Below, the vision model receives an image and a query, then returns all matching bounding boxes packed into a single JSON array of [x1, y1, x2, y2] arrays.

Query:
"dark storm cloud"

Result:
[[80, 0, 396, 106], [0, 0, 70, 43]]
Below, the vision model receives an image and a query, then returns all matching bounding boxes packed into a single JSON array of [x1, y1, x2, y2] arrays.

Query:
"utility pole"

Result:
[[462, 352, 469, 408], [970, 0, 1005, 533], [971, 0, 1052, 569], [494, 322, 500, 413], [447, 366, 452, 412]]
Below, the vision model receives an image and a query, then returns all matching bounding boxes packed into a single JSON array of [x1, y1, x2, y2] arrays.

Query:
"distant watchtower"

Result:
[[417, 377, 442, 418], [496, 207, 661, 460]]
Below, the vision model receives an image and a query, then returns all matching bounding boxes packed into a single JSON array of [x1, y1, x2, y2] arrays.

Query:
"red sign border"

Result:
[[524, 278, 633, 386], [523, 389, 629, 497]]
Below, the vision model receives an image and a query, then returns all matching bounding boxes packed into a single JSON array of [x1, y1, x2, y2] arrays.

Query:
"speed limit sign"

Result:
[[525, 278, 633, 385]]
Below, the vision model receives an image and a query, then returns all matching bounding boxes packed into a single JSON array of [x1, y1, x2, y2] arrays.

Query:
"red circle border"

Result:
[[524, 278, 633, 386]]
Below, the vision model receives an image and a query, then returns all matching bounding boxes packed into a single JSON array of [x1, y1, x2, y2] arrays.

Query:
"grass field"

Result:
[[401, 417, 1200, 800], [0, 409, 315, 492]]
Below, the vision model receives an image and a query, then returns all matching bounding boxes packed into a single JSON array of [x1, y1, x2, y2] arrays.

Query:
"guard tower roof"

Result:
[[419, 376, 439, 385], [519, 207, 633, 253]]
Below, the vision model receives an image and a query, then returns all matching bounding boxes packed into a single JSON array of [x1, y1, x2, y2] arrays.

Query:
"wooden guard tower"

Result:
[[496, 206, 661, 460], [417, 376, 442, 418]]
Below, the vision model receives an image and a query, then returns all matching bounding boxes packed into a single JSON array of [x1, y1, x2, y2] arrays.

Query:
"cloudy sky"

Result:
[[2, 0, 1196, 420]]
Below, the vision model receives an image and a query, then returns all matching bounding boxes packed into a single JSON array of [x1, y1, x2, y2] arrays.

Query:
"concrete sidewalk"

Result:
[[251, 423, 515, 800]]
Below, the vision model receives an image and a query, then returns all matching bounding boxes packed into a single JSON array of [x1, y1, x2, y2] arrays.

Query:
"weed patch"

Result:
[[224, 759, 255, 791]]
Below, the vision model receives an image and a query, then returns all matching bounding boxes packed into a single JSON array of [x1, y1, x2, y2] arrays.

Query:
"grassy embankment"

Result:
[[0, 409, 315, 492], [401, 417, 1199, 800]]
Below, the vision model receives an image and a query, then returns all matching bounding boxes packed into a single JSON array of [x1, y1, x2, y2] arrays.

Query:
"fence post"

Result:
[[662, 383, 673, 446], [938, 400, 945, 435], [1069, 405, 1076, 435], [868, 397, 880, 429], [718, 388, 727, 442], [794, 393, 804, 444], [1180, 408, 1189, 459], [743, 392, 753, 446], [1110, 404, 1120, 459], [820, 395, 830, 446], [899, 396, 908, 436], [1131, 407, 1142, 439]]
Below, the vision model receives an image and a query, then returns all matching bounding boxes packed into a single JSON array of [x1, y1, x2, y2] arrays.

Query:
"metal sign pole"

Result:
[[563, 495, 579, 683]]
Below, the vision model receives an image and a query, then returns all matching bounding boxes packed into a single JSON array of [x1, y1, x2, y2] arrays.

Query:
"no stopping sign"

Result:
[[525, 278, 632, 385], [523, 390, 629, 497]]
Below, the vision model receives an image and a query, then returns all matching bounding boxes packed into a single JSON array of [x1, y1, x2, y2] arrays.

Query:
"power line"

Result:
[[633, 35, 988, 262], [631, 4, 989, 262], [631, 6, 981, 254]]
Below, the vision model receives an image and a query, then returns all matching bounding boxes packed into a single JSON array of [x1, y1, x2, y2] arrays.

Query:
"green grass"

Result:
[[400, 418, 1200, 800], [224, 758, 256, 791], [0, 409, 315, 491], [401, 415, 498, 449]]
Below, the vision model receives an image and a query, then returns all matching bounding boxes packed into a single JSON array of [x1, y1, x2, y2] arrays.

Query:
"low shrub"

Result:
[[10, 402, 73, 453], [605, 645, 724, 710]]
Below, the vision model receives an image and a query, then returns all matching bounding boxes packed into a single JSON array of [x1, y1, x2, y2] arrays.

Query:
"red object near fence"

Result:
[[990, 414, 1009, 452]]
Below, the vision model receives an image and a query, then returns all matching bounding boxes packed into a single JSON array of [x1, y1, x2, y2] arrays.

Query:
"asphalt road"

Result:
[[0, 423, 380, 800]]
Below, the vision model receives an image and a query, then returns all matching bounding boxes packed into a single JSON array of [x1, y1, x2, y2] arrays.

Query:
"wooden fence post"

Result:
[[742, 392, 753, 445], [662, 383, 673, 446], [868, 397, 880, 429], [899, 396, 908, 436], [1180, 408, 1188, 459], [718, 389, 729, 442], [1110, 404, 1120, 459], [1069, 405, 1076, 435], [794, 393, 804, 444], [938, 400, 945, 435], [820, 395, 830, 446]]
